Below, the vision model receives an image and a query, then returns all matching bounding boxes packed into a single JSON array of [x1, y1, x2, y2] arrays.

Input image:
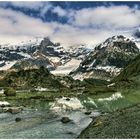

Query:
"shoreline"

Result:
[[78, 103, 140, 139]]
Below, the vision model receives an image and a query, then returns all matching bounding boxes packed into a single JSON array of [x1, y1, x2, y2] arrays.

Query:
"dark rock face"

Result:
[[0, 50, 25, 61], [37, 38, 68, 57], [81, 35, 139, 69], [66, 98, 70, 101], [68, 46, 92, 60], [12, 58, 55, 71], [40, 37, 55, 47]]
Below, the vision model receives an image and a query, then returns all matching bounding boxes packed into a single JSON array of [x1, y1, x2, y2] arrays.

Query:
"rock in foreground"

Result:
[[61, 117, 71, 123]]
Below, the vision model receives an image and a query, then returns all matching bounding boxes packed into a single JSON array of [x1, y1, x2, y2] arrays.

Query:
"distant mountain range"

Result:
[[0, 35, 140, 82], [0, 37, 91, 72]]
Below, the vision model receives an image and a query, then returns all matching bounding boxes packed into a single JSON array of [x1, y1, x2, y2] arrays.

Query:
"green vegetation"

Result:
[[11, 60, 35, 70], [82, 78, 116, 95], [0, 66, 64, 90], [4, 87, 16, 96], [115, 54, 140, 81], [114, 54, 140, 89]]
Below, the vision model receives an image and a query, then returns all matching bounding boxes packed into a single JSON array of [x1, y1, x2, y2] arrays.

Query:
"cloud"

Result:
[[52, 6, 67, 17], [40, 4, 52, 18], [8, 2, 44, 10], [0, 2, 53, 19], [0, 2, 45, 10], [0, 8, 56, 44], [72, 5, 140, 29], [50, 25, 126, 47], [0, 4, 139, 48]]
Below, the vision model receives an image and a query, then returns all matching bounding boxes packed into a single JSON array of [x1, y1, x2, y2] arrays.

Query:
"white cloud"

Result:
[[0, 2, 53, 19], [0, 2, 45, 10], [0, 8, 56, 44], [72, 6, 140, 29], [8, 2, 44, 10], [52, 6, 67, 17]]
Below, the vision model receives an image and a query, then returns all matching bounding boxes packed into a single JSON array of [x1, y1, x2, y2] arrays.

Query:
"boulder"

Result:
[[15, 117, 22, 122], [61, 117, 71, 123], [66, 98, 70, 101], [85, 111, 92, 115], [4, 87, 16, 96], [7, 107, 23, 114]]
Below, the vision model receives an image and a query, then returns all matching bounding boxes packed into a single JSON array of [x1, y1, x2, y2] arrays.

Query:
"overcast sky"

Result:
[[0, 1, 140, 47]]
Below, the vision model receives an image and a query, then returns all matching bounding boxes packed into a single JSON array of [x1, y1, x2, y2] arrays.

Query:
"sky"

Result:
[[0, 1, 140, 47]]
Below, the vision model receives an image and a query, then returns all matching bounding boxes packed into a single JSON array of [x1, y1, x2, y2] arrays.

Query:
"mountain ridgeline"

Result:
[[11, 37, 70, 71], [0, 37, 90, 72], [71, 35, 139, 80]]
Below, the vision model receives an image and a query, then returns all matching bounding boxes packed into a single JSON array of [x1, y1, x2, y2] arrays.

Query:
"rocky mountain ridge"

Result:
[[0, 37, 90, 71], [71, 35, 140, 80]]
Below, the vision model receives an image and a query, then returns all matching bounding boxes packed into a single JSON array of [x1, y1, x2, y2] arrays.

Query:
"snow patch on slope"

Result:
[[0, 61, 17, 70], [95, 66, 122, 74], [51, 58, 81, 75], [98, 92, 123, 102]]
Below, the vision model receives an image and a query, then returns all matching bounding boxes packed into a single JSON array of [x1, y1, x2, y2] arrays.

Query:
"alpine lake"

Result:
[[0, 87, 140, 139]]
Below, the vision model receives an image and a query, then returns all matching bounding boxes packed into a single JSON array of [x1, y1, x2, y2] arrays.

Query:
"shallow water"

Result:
[[0, 111, 93, 138], [83, 90, 140, 112], [0, 99, 96, 139]]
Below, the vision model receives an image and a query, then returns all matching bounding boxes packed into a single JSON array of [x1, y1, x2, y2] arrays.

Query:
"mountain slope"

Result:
[[71, 35, 139, 80], [114, 54, 140, 88], [67, 45, 92, 60], [0, 66, 63, 89]]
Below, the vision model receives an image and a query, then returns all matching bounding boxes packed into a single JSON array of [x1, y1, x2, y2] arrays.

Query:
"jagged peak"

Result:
[[40, 37, 54, 47], [95, 35, 138, 51], [105, 35, 131, 43], [40, 37, 61, 48]]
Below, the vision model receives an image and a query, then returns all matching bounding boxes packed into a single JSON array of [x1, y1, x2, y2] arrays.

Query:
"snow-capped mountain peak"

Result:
[[71, 35, 140, 80], [0, 37, 71, 71]]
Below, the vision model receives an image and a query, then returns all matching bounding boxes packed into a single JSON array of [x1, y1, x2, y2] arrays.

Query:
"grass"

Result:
[[0, 90, 81, 103]]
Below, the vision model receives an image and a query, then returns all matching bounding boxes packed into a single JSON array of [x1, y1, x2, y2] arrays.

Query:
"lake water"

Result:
[[0, 90, 140, 138]]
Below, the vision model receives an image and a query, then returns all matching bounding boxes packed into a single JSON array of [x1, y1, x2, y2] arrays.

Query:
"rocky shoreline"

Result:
[[78, 104, 140, 139]]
